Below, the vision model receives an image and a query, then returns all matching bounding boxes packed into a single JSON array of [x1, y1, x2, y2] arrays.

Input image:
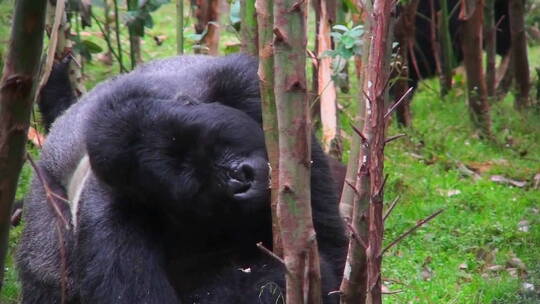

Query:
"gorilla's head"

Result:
[[85, 96, 269, 220]]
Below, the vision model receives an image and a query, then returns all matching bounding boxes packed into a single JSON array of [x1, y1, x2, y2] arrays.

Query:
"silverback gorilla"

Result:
[[17, 54, 347, 303]]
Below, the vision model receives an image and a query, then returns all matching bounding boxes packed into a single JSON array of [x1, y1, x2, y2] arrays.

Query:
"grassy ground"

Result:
[[1, 1, 540, 303]]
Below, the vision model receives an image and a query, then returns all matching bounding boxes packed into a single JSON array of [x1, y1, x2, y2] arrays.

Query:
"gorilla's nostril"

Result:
[[240, 164, 255, 181]]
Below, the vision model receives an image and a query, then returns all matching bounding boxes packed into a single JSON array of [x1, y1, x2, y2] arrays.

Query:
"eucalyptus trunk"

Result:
[[177, 0, 184, 54], [0, 0, 47, 290], [273, 0, 322, 302], [509, 0, 531, 109], [316, 0, 341, 160], [460, 0, 492, 138], [240, 0, 258, 55], [194, 0, 221, 55], [255, 0, 281, 256]]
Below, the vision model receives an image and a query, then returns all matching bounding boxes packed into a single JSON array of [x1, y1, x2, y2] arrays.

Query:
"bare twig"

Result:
[[351, 124, 367, 144], [381, 209, 444, 255], [256, 242, 287, 268], [384, 87, 414, 119], [344, 180, 360, 197], [91, 13, 126, 72], [383, 195, 400, 222], [55, 221, 68, 304], [385, 133, 406, 144], [26, 153, 70, 229]]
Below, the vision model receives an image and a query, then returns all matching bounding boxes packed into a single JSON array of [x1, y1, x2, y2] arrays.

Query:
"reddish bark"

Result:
[[460, 0, 492, 138], [0, 0, 47, 289], [393, 0, 419, 127], [508, 0, 531, 108], [194, 0, 221, 55]]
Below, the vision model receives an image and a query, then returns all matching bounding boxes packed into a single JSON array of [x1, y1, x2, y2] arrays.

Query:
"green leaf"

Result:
[[229, 0, 241, 25], [332, 24, 350, 33], [82, 40, 103, 53]]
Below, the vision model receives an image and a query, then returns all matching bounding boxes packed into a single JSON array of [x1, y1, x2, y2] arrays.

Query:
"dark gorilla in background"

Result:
[[16, 54, 347, 304], [407, 0, 511, 88]]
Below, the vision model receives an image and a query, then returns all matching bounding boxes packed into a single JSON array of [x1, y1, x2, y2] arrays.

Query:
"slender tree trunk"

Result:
[[194, 0, 221, 55], [508, 0, 530, 109], [240, 0, 258, 55], [112, 0, 126, 73], [0, 0, 47, 290], [273, 0, 322, 302], [336, 0, 349, 93], [460, 0, 492, 138], [439, 0, 455, 95], [428, 0, 443, 87], [484, 0, 496, 98], [127, 0, 143, 69], [363, 1, 394, 303], [496, 51, 514, 99], [394, 0, 419, 127], [316, 0, 341, 160], [177, 0, 184, 54], [255, 0, 282, 256]]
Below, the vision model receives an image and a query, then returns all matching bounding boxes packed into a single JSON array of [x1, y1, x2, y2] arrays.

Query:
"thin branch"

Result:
[[26, 153, 70, 229], [91, 13, 126, 72], [384, 87, 414, 119], [351, 124, 367, 144], [385, 133, 406, 144], [383, 195, 400, 222], [256, 242, 287, 268], [381, 209, 444, 255]]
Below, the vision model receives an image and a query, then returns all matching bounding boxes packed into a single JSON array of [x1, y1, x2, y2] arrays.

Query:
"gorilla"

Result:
[[407, 0, 511, 88], [16, 54, 347, 303]]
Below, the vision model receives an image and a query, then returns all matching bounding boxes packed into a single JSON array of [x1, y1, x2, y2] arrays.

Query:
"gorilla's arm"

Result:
[[76, 178, 179, 303]]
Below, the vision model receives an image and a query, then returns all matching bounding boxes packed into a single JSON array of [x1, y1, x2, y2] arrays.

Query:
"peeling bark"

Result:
[[194, 0, 221, 55], [0, 0, 47, 289], [317, 0, 341, 160]]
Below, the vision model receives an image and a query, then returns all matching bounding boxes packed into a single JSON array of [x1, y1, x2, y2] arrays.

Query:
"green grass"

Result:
[[1, 1, 540, 303]]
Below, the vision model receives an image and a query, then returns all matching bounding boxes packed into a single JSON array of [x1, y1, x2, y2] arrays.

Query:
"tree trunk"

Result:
[[194, 0, 221, 55], [273, 0, 322, 302], [340, 0, 394, 303], [363, 1, 394, 302], [240, 0, 258, 56], [508, 0, 530, 109], [316, 0, 341, 160], [439, 0, 455, 95], [460, 0, 492, 138], [394, 0, 419, 127], [177, 0, 184, 54], [255, 0, 282, 256], [0, 0, 47, 290], [127, 0, 143, 69], [484, 0, 496, 98]]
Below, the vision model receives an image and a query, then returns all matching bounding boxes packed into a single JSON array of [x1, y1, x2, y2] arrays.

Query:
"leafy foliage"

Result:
[[323, 23, 364, 84]]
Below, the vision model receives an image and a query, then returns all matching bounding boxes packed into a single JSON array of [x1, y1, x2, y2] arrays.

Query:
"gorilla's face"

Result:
[[86, 99, 269, 218]]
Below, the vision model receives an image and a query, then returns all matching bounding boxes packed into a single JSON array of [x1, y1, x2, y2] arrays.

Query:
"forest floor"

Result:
[[1, 2, 540, 303]]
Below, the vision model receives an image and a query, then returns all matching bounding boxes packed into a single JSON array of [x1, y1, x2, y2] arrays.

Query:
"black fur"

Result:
[[406, 0, 511, 88], [37, 57, 77, 132], [17, 54, 346, 304]]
